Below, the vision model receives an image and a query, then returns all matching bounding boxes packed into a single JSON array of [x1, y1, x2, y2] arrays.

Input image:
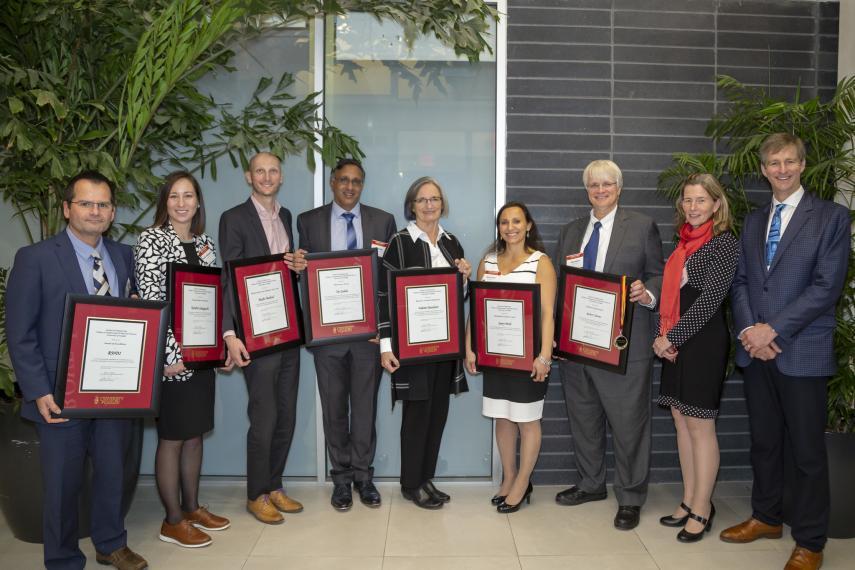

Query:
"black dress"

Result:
[[157, 242, 216, 440], [658, 232, 739, 419]]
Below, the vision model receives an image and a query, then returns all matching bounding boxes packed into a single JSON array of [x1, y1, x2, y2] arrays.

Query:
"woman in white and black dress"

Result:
[[135, 172, 231, 548], [379, 176, 472, 510], [465, 202, 556, 513], [653, 173, 738, 543]]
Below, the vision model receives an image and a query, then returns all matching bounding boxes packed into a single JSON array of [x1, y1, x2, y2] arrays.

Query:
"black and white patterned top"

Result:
[[659, 231, 739, 348], [134, 223, 218, 382]]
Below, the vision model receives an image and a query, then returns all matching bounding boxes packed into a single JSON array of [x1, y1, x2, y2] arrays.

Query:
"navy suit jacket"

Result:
[[5, 231, 135, 422], [731, 191, 850, 376]]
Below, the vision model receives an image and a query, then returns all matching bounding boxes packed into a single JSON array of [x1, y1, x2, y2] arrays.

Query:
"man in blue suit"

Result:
[[6, 171, 147, 570], [721, 134, 849, 570]]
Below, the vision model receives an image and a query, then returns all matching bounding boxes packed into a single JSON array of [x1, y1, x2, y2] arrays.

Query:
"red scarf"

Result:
[[658, 220, 714, 336]]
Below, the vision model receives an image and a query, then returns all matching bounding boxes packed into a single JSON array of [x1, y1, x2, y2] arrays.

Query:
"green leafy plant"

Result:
[[0, 267, 14, 399], [658, 74, 855, 432]]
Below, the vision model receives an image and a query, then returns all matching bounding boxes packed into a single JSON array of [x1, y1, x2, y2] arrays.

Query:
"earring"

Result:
[[526, 230, 530, 238]]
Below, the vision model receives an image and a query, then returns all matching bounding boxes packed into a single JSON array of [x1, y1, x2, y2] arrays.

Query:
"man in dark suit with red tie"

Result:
[[721, 133, 850, 570]]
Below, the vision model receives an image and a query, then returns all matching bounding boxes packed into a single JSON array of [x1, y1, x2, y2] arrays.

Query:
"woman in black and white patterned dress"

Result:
[[135, 172, 230, 548], [653, 173, 738, 542], [465, 202, 556, 513]]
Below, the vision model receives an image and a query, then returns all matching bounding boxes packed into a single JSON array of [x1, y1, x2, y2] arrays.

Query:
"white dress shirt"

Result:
[[766, 186, 804, 240]]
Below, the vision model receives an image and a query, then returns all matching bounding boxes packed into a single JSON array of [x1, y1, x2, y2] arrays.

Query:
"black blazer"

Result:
[[218, 197, 294, 334], [296, 202, 396, 253]]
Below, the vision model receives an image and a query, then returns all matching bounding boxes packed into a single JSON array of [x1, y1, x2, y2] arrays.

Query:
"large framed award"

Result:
[[388, 267, 465, 365], [226, 254, 304, 358], [53, 295, 169, 418], [300, 249, 378, 347], [167, 263, 225, 369], [554, 266, 634, 374], [470, 282, 541, 373]]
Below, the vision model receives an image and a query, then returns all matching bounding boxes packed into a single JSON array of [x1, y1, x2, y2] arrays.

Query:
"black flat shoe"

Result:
[[660, 502, 692, 527], [423, 480, 450, 503], [677, 503, 715, 543], [401, 486, 443, 510], [555, 486, 607, 506], [490, 494, 506, 506], [614, 505, 641, 530], [331, 482, 353, 511], [354, 480, 382, 508], [497, 482, 533, 514]]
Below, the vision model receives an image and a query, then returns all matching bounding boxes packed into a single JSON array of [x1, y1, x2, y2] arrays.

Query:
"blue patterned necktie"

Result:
[[92, 251, 111, 296], [583, 221, 602, 271], [342, 212, 357, 250], [765, 204, 786, 267]]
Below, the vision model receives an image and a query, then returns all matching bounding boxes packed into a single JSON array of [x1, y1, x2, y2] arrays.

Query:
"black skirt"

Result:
[[157, 369, 216, 440]]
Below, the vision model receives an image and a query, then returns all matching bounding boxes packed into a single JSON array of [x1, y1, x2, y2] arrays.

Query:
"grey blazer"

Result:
[[296, 202, 396, 254], [551, 207, 665, 363]]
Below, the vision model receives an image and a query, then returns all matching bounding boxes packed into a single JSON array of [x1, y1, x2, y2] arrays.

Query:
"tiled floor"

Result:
[[2, 480, 854, 569]]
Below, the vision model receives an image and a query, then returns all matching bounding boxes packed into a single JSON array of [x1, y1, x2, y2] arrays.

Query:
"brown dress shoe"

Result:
[[719, 517, 783, 543], [94, 545, 148, 569], [183, 506, 231, 531], [270, 488, 304, 513], [785, 546, 823, 570], [158, 519, 212, 548], [247, 494, 284, 524]]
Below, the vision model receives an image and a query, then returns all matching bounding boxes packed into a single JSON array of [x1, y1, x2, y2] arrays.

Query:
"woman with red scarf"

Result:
[[654, 173, 738, 543]]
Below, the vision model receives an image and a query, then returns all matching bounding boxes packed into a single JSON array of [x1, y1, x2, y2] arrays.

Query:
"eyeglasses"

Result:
[[334, 176, 364, 187], [414, 197, 442, 205], [586, 181, 617, 191], [70, 200, 114, 211]]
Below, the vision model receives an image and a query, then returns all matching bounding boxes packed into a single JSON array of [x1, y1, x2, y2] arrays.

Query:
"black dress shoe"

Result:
[[660, 502, 692, 527], [497, 482, 533, 514], [614, 505, 641, 530], [490, 494, 506, 506], [331, 483, 353, 511], [555, 486, 607, 506], [677, 503, 715, 543], [423, 480, 450, 503], [354, 481, 382, 508], [401, 486, 443, 509]]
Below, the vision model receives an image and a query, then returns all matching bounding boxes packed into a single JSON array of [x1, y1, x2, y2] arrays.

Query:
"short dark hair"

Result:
[[152, 171, 207, 236], [63, 170, 116, 204], [331, 158, 365, 180], [493, 201, 545, 255]]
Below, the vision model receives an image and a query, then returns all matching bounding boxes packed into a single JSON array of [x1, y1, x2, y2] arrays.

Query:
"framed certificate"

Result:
[[167, 263, 225, 369], [53, 295, 169, 418], [554, 266, 635, 374], [389, 267, 465, 365], [300, 249, 378, 347], [470, 282, 541, 373], [226, 254, 304, 358]]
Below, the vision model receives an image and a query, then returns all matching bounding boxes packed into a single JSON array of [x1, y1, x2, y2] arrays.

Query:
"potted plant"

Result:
[[658, 74, 855, 538]]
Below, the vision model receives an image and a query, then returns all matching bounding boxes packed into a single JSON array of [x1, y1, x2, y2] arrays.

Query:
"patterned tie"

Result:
[[583, 221, 602, 271], [92, 251, 111, 296], [342, 212, 357, 250], [765, 204, 786, 267]]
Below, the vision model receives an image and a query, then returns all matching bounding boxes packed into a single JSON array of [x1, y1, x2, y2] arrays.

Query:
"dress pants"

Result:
[[399, 360, 453, 490], [744, 359, 829, 552], [312, 341, 382, 484], [243, 346, 300, 500], [37, 418, 131, 570], [558, 358, 653, 506]]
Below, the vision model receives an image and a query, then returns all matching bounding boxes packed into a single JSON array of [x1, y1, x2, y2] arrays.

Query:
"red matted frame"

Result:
[[227, 254, 304, 358], [53, 295, 168, 418], [554, 266, 634, 374], [470, 281, 541, 373], [167, 263, 225, 369], [300, 249, 378, 347], [389, 267, 465, 365]]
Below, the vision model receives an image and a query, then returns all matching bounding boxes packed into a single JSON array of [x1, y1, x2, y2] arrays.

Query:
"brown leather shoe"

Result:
[[94, 545, 148, 569], [270, 489, 304, 513], [719, 517, 783, 543], [785, 546, 823, 570], [158, 519, 212, 548], [183, 506, 231, 531], [247, 494, 284, 524]]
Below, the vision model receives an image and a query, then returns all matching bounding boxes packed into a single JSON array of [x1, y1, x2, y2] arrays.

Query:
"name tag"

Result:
[[565, 252, 584, 268], [371, 239, 388, 258], [484, 269, 500, 276], [198, 244, 216, 265]]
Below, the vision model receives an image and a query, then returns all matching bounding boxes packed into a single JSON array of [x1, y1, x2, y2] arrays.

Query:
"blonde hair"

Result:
[[759, 133, 806, 164], [582, 160, 623, 189], [675, 173, 732, 234]]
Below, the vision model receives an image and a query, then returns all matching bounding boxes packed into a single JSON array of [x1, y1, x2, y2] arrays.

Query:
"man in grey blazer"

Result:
[[297, 158, 396, 510], [219, 152, 308, 525], [551, 160, 664, 530]]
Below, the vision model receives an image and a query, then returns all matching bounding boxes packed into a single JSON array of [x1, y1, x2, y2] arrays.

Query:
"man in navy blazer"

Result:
[[721, 134, 849, 570], [6, 171, 147, 569]]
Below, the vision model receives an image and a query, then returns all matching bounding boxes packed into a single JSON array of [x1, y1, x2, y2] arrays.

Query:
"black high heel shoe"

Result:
[[497, 482, 533, 514], [676, 503, 715, 543], [490, 494, 506, 506], [660, 502, 692, 527]]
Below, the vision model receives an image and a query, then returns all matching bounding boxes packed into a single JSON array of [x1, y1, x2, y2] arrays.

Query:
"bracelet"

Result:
[[536, 355, 551, 367]]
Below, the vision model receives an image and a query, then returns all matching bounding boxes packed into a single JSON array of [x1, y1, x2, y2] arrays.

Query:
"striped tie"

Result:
[[342, 212, 357, 250], [765, 204, 786, 267], [583, 221, 602, 271], [92, 252, 111, 296]]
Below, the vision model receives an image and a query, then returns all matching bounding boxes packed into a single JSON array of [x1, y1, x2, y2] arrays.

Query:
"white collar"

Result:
[[407, 220, 448, 245], [772, 186, 805, 209], [588, 205, 617, 227]]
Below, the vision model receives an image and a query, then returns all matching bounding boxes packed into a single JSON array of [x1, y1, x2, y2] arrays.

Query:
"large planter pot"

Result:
[[827, 431, 855, 539], [0, 399, 144, 544]]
